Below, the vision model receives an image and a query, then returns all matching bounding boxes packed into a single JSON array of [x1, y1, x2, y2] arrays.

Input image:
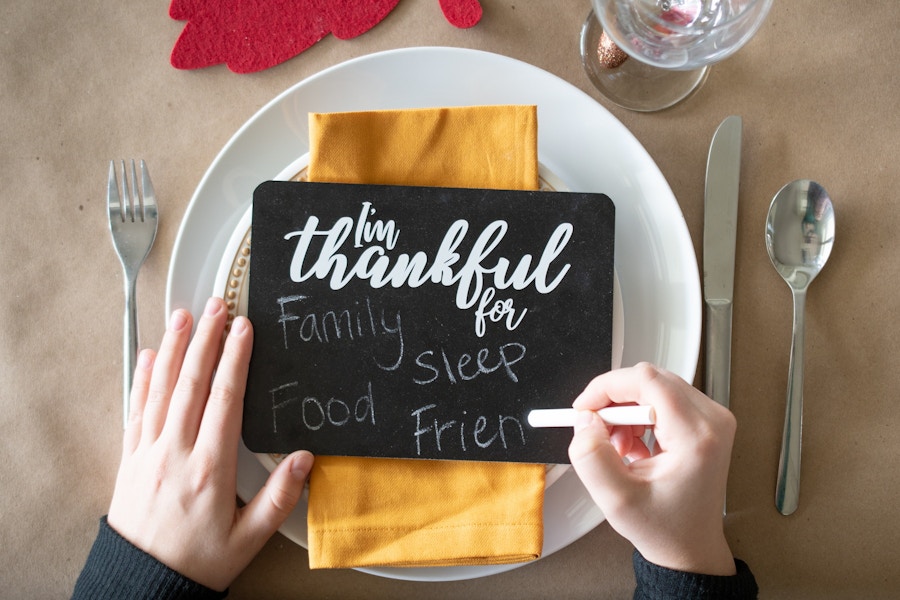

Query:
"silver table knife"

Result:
[[704, 116, 742, 410]]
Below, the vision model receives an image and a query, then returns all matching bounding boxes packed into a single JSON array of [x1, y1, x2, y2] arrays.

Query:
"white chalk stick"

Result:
[[527, 406, 656, 428]]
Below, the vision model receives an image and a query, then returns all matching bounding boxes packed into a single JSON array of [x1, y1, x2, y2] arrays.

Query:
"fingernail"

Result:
[[204, 297, 222, 316], [136, 349, 155, 370], [230, 316, 249, 336], [169, 309, 188, 331], [291, 451, 315, 480], [573, 410, 595, 432]]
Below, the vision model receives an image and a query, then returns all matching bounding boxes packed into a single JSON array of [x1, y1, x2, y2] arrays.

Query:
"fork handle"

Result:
[[122, 275, 139, 429]]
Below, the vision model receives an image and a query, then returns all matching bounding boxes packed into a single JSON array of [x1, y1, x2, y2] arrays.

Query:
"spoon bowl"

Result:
[[765, 179, 835, 515]]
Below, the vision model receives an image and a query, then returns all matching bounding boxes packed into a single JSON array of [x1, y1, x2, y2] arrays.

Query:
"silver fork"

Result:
[[108, 160, 159, 428]]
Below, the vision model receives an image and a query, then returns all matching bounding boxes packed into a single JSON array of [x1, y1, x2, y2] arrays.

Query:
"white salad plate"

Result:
[[166, 47, 701, 582]]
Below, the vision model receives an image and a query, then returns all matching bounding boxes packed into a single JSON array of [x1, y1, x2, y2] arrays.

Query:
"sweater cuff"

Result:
[[632, 549, 758, 600], [72, 516, 227, 600]]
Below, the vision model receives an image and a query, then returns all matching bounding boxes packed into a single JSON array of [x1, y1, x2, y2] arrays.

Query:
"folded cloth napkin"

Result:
[[305, 105, 546, 569], [307, 105, 539, 190]]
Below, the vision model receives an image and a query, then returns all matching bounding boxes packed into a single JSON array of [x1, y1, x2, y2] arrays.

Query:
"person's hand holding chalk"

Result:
[[565, 363, 739, 577]]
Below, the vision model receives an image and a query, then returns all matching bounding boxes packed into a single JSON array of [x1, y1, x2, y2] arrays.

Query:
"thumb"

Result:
[[568, 411, 632, 508], [240, 450, 314, 540]]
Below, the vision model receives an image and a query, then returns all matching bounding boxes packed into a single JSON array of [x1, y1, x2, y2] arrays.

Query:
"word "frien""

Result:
[[411, 404, 526, 456]]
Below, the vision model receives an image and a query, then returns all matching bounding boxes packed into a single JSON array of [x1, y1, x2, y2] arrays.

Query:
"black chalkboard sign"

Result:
[[243, 181, 615, 464]]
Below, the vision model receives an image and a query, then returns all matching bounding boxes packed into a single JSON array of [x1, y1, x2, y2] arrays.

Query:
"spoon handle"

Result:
[[776, 287, 806, 515]]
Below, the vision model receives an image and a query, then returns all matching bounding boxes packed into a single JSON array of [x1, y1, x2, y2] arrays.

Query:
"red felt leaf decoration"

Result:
[[440, 0, 482, 29], [169, 0, 483, 73]]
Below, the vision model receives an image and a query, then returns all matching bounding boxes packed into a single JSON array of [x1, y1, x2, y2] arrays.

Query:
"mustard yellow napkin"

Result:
[[305, 105, 546, 569], [307, 105, 539, 190]]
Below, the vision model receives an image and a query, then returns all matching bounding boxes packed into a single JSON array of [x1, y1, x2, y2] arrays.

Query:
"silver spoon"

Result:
[[765, 180, 835, 516]]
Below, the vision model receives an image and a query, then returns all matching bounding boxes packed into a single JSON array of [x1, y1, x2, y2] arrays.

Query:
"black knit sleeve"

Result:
[[632, 549, 758, 600], [72, 517, 228, 600]]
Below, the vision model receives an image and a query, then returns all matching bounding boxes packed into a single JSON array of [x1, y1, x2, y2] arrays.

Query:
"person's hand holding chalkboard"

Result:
[[105, 297, 315, 592], [568, 363, 738, 577]]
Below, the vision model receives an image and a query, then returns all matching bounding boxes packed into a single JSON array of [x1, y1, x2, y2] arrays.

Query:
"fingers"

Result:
[[141, 309, 193, 442], [573, 362, 669, 410], [166, 298, 229, 444], [609, 425, 651, 461], [123, 349, 156, 455], [571, 363, 736, 480], [238, 451, 314, 550], [574, 364, 718, 440], [568, 411, 634, 508], [195, 315, 254, 462]]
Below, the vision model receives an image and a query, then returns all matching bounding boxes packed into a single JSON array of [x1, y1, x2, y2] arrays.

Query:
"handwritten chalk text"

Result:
[[269, 380, 375, 433], [413, 342, 526, 385], [410, 404, 526, 456], [275, 295, 404, 371]]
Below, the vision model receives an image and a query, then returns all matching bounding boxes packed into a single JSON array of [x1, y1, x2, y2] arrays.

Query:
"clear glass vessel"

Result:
[[581, 0, 773, 111]]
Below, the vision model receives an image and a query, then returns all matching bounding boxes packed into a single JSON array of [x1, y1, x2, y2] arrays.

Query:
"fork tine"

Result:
[[118, 160, 130, 222], [139, 160, 157, 217], [108, 160, 123, 222], [128, 159, 140, 222]]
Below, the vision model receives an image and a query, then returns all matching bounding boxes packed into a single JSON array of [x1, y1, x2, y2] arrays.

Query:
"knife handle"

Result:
[[705, 300, 733, 410]]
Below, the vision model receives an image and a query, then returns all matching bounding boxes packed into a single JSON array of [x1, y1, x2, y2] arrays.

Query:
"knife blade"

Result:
[[704, 116, 742, 410]]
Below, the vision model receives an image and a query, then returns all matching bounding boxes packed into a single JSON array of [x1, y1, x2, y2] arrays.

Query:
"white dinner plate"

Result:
[[166, 47, 701, 582]]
